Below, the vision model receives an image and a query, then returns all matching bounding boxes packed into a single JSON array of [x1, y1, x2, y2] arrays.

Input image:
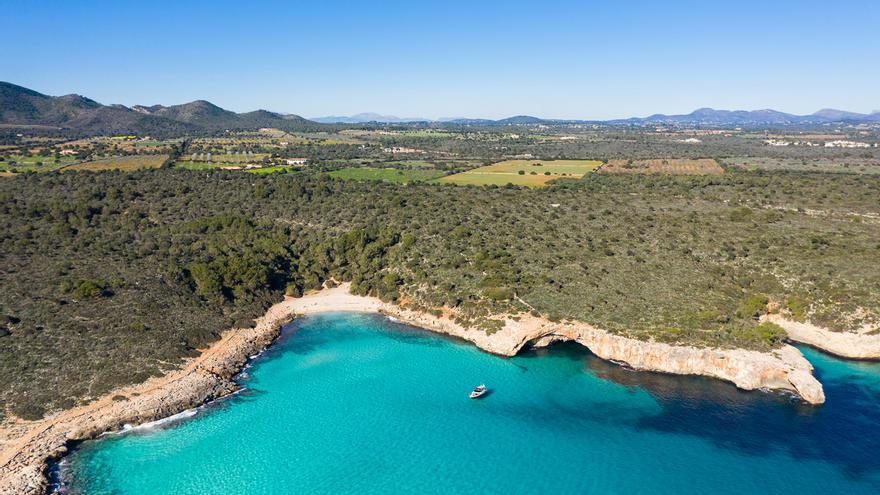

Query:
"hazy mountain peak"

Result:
[[812, 108, 867, 120], [312, 112, 429, 124]]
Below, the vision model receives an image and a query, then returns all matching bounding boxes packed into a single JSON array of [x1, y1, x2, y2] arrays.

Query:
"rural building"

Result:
[[382, 147, 422, 154], [824, 140, 870, 148], [286, 158, 308, 165]]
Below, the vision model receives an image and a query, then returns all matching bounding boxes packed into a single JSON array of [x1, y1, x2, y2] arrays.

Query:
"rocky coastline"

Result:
[[0, 304, 294, 495], [0, 284, 835, 494], [765, 314, 880, 360], [381, 306, 825, 405]]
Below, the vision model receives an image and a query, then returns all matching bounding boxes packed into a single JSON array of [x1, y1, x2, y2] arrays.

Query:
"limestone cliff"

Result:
[[383, 307, 825, 405]]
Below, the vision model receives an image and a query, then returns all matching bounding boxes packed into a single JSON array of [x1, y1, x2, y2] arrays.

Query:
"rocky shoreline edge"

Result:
[[383, 306, 825, 404], [764, 314, 880, 360], [2, 283, 864, 494]]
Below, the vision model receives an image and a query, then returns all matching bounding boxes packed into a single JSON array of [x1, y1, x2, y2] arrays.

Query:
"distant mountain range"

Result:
[[313, 108, 880, 126], [2, 81, 878, 136], [0, 82, 312, 136], [311, 113, 431, 124], [604, 107, 880, 126], [312, 114, 562, 125]]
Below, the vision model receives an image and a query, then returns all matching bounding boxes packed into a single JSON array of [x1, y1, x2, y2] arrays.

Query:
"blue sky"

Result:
[[6, 0, 879, 119]]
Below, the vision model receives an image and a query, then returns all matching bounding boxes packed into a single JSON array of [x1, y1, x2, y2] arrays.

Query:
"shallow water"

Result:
[[58, 313, 880, 494]]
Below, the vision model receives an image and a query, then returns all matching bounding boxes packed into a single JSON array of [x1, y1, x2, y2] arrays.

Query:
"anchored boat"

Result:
[[469, 384, 487, 399]]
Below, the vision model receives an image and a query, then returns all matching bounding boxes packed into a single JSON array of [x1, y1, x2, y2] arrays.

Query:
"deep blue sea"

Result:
[[56, 312, 880, 494]]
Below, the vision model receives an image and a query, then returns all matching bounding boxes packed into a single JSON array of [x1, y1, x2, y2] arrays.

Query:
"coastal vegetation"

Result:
[[2, 83, 880, 420], [1, 164, 878, 419]]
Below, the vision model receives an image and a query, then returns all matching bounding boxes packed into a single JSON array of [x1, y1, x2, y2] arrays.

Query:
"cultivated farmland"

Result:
[[599, 158, 724, 175], [329, 167, 445, 183], [63, 154, 169, 171], [437, 159, 601, 187], [174, 161, 233, 170], [723, 157, 880, 175], [186, 152, 270, 163], [0, 155, 75, 174]]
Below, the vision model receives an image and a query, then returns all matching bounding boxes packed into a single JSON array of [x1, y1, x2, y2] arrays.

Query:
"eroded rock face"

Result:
[[383, 308, 825, 405], [765, 314, 880, 360]]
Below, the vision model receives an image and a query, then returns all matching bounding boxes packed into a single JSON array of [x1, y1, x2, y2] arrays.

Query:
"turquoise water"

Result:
[[58, 313, 880, 494]]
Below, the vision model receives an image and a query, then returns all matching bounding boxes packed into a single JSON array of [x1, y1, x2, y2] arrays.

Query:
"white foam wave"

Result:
[[104, 408, 199, 436]]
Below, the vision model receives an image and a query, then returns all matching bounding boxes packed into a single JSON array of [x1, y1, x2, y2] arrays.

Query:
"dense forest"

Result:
[[1, 167, 878, 420]]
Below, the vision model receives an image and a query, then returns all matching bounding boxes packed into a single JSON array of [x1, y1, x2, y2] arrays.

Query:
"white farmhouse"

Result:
[[824, 140, 870, 148]]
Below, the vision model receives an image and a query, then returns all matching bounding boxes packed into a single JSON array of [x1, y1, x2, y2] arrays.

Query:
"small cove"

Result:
[[56, 312, 880, 494]]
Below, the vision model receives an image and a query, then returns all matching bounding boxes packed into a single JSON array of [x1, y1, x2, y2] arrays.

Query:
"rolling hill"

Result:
[[0, 82, 314, 136]]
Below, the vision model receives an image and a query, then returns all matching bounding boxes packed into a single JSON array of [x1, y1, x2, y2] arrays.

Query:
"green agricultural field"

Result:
[[64, 154, 168, 171], [247, 166, 289, 174], [385, 160, 438, 169], [187, 153, 270, 163], [132, 140, 180, 149], [175, 161, 236, 170], [437, 159, 601, 187], [396, 130, 453, 138], [176, 161, 288, 173], [364, 130, 454, 139], [0, 155, 75, 174], [329, 167, 446, 183]]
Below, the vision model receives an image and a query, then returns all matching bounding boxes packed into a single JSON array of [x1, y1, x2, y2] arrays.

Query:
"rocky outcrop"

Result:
[[382, 308, 825, 405], [765, 314, 880, 360]]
